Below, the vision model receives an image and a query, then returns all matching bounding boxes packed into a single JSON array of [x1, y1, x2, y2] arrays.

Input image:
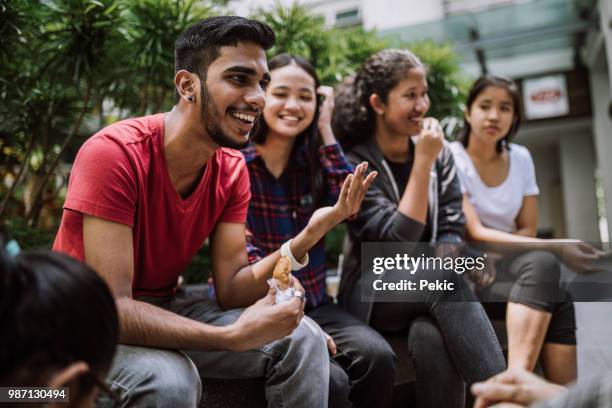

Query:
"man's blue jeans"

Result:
[[97, 293, 330, 407]]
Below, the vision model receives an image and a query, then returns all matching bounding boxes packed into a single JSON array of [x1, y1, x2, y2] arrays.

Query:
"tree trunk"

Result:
[[0, 132, 36, 218], [27, 79, 93, 226]]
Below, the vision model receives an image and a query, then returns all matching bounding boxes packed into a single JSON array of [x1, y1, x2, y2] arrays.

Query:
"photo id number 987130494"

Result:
[[0, 387, 69, 402]]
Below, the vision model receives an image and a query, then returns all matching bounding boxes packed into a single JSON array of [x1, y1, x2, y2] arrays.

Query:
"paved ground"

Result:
[[575, 302, 612, 383], [565, 257, 612, 384]]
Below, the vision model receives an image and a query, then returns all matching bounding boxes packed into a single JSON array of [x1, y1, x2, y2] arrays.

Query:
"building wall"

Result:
[[602, 0, 612, 96], [516, 119, 599, 242], [361, 0, 443, 31], [461, 49, 576, 79], [229, 0, 444, 29], [589, 0, 612, 242], [301, 0, 361, 27], [590, 66, 612, 241], [559, 127, 600, 242], [230, 0, 277, 17], [525, 142, 565, 237]]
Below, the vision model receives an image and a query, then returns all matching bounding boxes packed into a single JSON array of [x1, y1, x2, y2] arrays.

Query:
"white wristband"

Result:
[[280, 240, 309, 271]]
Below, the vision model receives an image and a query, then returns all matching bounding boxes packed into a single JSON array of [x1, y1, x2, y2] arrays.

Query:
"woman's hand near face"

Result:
[[317, 86, 336, 145], [414, 117, 444, 167]]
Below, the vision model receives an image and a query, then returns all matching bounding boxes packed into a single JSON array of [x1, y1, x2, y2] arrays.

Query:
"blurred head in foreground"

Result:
[[0, 248, 119, 407]]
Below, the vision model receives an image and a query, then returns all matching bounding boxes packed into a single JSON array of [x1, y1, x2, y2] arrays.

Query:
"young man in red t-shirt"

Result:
[[53, 16, 374, 407]]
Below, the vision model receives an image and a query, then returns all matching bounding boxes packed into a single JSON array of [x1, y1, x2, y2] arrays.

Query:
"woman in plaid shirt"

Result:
[[242, 53, 396, 408]]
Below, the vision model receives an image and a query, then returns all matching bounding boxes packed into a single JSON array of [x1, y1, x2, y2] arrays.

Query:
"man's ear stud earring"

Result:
[[187, 95, 194, 102]]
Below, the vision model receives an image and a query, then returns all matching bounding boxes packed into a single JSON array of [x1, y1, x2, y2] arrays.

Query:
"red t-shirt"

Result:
[[53, 113, 250, 298]]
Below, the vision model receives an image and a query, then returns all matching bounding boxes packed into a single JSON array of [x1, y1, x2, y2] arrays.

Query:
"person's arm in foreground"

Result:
[[472, 367, 567, 408], [212, 162, 376, 310], [463, 195, 601, 272], [83, 216, 304, 352]]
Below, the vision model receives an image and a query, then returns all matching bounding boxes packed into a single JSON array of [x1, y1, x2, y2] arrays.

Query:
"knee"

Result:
[[408, 317, 445, 358], [284, 316, 328, 361], [353, 338, 396, 383]]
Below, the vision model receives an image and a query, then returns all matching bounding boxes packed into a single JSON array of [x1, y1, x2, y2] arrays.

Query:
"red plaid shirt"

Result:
[[242, 142, 353, 307]]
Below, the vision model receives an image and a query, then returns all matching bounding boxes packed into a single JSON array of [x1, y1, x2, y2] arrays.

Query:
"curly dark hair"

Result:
[[332, 49, 425, 151], [251, 53, 326, 209], [459, 75, 522, 153]]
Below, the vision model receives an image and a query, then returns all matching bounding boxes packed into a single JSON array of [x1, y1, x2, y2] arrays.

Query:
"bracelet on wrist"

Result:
[[280, 239, 309, 271]]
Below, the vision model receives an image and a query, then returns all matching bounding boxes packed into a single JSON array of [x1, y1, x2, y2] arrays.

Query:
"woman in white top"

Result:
[[450, 75, 601, 385]]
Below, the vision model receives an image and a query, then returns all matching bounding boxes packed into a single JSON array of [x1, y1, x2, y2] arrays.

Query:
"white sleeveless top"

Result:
[[449, 141, 539, 233]]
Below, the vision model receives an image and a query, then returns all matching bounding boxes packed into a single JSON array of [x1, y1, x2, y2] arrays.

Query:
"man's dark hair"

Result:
[[174, 16, 275, 103], [0, 249, 118, 393]]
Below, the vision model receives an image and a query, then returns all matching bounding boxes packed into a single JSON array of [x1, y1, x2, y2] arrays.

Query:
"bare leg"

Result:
[[541, 343, 577, 385], [506, 302, 552, 371]]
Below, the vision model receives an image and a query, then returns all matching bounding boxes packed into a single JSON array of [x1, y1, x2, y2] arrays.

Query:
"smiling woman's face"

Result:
[[375, 66, 430, 137], [262, 63, 317, 139]]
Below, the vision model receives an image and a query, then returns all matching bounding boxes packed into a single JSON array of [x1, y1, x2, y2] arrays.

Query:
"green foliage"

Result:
[[321, 26, 387, 84], [115, 0, 213, 114], [38, 0, 124, 82], [402, 40, 470, 132], [257, 1, 330, 61], [4, 217, 56, 250], [0, 0, 222, 226], [1, 0, 469, 282], [325, 223, 346, 269], [0, 0, 32, 67], [255, 2, 387, 85]]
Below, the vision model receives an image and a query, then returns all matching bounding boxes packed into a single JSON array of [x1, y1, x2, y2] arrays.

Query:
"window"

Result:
[[335, 8, 361, 27]]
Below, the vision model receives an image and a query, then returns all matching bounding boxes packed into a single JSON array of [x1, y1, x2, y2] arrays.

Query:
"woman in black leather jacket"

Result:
[[333, 49, 506, 408]]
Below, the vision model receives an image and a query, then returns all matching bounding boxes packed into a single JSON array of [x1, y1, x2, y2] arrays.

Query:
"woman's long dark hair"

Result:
[[251, 53, 326, 208], [332, 49, 425, 152], [459, 75, 522, 153]]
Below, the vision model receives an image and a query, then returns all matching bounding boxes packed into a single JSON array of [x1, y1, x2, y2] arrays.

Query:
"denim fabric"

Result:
[[408, 317, 465, 408], [97, 293, 330, 408], [98, 345, 201, 408], [307, 302, 396, 408], [369, 265, 506, 408]]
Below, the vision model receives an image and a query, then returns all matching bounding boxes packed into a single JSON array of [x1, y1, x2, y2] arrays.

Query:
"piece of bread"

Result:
[[273, 256, 292, 290]]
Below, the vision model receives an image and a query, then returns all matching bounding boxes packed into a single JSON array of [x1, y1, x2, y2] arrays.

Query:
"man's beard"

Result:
[[200, 82, 250, 150]]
